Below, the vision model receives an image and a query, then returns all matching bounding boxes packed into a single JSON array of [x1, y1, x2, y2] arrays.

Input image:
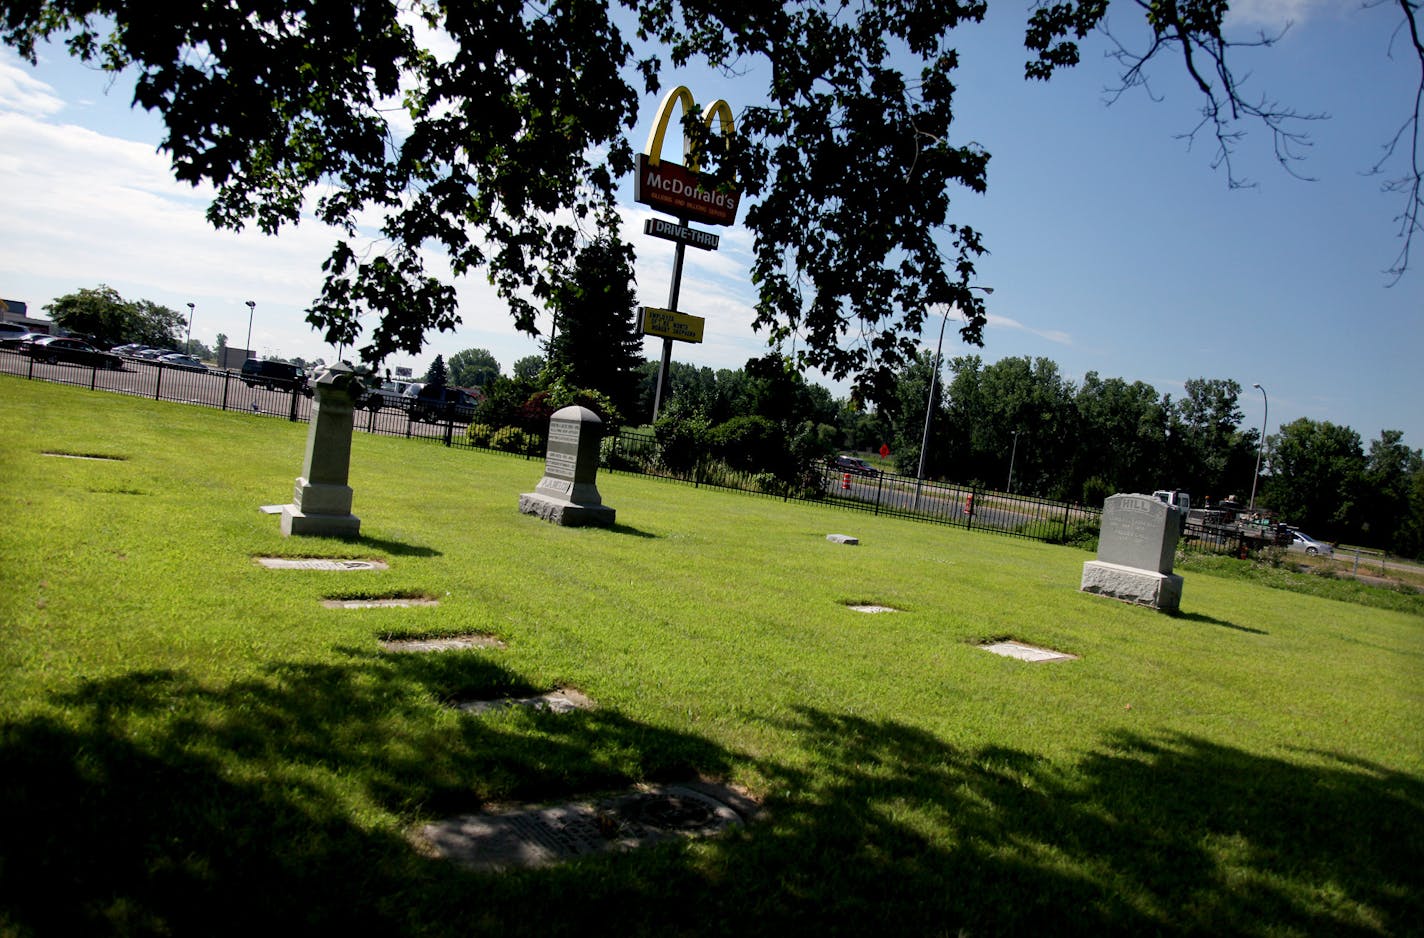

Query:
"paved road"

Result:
[[0, 350, 463, 442]]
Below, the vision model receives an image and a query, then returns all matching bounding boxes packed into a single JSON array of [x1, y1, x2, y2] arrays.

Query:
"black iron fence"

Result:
[[3, 348, 1103, 545]]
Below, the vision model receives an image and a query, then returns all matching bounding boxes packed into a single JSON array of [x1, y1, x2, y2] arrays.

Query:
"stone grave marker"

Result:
[[518, 406, 615, 527], [418, 782, 755, 872], [281, 363, 362, 538], [1080, 493, 1184, 612]]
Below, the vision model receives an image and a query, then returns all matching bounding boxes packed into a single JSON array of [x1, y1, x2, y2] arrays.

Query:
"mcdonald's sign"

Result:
[[634, 86, 740, 227]]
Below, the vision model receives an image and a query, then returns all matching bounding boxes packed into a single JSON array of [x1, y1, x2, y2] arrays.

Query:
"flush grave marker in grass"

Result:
[[256, 557, 389, 570], [322, 596, 439, 609], [379, 634, 506, 652], [42, 450, 126, 461], [845, 601, 898, 613], [980, 640, 1078, 662], [455, 687, 594, 715], [417, 781, 756, 872]]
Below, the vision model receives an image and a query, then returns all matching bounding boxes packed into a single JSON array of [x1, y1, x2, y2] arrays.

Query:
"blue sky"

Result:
[[0, 0, 1419, 456]]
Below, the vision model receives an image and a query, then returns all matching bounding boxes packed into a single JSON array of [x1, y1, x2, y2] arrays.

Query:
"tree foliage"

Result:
[[447, 348, 501, 389], [43, 285, 183, 348], [546, 236, 645, 421], [4, 0, 1416, 404], [423, 354, 447, 388], [1262, 419, 1368, 539]]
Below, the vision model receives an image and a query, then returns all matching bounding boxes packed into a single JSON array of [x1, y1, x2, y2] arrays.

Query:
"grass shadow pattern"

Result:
[[2, 668, 1419, 936]]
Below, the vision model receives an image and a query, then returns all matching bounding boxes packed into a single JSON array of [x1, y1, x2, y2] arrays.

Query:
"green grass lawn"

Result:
[[2, 377, 1421, 936]]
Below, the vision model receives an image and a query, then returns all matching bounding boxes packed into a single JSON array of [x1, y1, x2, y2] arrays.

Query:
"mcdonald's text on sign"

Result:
[[644, 217, 720, 251], [635, 154, 739, 227], [639, 307, 705, 344]]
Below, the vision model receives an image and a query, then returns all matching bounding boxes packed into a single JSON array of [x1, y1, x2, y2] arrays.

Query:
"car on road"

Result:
[[404, 383, 478, 422], [159, 353, 208, 372], [240, 358, 309, 392], [362, 379, 417, 410], [834, 455, 880, 477], [1, 329, 49, 350], [1287, 529, 1334, 557], [22, 335, 124, 369], [0, 322, 34, 345]]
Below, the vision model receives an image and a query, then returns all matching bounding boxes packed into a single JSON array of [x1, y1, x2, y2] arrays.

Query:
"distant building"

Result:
[[0, 298, 57, 335]]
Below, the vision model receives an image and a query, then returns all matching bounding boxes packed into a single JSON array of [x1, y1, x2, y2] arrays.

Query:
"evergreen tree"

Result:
[[546, 237, 644, 421], [424, 355, 447, 388]]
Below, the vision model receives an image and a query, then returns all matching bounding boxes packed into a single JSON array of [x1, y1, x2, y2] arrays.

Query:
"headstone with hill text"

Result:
[[1080, 493, 1183, 613]]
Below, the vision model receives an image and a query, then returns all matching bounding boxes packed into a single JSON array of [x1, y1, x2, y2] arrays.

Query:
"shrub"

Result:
[[465, 423, 494, 447], [654, 407, 712, 474], [490, 426, 541, 455]]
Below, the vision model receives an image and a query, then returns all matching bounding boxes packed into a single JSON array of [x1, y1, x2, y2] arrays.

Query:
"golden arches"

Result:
[[645, 85, 734, 172]]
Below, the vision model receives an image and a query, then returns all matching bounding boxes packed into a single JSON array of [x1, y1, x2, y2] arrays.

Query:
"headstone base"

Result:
[[1080, 560, 1182, 613], [518, 493, 615, 528], [281, 505, 361, 538]]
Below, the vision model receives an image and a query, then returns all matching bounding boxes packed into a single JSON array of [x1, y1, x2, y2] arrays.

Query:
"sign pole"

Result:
[[652, 217, 689, 423]]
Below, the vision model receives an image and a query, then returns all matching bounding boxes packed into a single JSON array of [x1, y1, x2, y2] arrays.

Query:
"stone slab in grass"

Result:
[[456, 687, 594, 715], [846, 603, 898, 613], [379, 634, 506, 653], [980, 640, 1078, 663], [417, 782, 757, 872], [323, 597, 439, 609], [826, 534, 859, 545], [255, 557, 388, 570]]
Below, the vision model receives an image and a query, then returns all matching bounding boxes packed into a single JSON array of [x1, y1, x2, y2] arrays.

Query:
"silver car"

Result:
[[1288, 529, 1334, 557]]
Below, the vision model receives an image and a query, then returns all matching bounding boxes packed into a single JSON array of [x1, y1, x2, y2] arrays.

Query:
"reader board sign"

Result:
[[639, 307, 705, 344]]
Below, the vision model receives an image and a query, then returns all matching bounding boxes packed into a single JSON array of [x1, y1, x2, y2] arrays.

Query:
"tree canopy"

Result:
[[43, 285, 183, 348], [4, 0, 1418, 401], [447, 348, 501, 389]]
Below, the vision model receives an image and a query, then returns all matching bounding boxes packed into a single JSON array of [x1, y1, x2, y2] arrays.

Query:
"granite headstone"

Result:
[[280, 363, 362, 537], [1080, 493, 1184, 612], [518, 406, 615, 527]]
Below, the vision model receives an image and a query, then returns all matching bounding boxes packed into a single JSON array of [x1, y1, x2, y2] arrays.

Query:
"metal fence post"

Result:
[[874, 471, 884, 516], [154, 363, 164, 400], [1062, 501, 1072, 541], [221, 371, 230, 410], [288, 387, 299, 422], [90, 363, 98, 391]]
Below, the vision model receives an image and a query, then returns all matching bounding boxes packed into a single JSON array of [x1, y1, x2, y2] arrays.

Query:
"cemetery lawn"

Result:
[[2, 377, 1422, 937]]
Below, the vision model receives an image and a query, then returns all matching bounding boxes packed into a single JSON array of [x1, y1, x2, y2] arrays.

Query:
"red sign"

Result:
[[635, 154, 740, 227], [879, 444, 890, 458]]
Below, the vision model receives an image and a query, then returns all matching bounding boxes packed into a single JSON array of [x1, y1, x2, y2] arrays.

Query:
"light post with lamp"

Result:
[[1007, 430, 1021, 493], [244, 301, 256, 360], [1249, 383, 1268, 511], [185, 303, 195, 355], [915, 286, 993, 510]]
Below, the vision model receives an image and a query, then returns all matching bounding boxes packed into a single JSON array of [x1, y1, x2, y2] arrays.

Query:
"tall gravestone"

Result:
[[1080, 493, 1183, 612], [518, 406, 616, 527], [280, 364, 361, 538]]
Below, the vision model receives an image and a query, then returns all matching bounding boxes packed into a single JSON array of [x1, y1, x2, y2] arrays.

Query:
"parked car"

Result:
[[133, 347, 179, 361], [834, 455, 880, 477], [22, 335, 124, 369], [1287, 529, 1334, 557], [159, 353, 208, 372], [363, 379, 416, 410], [0, 322, 34, 345], [240, 358, 309, 391], [404, 383, 477, 422], [1, 330, 48, 350]]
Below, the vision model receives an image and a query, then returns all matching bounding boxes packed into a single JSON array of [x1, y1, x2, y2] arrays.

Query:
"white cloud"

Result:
[[1225, 0, 1353, 29], [0, 55, 64, 116]]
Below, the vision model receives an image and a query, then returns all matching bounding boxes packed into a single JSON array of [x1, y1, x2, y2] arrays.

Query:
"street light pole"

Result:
[[1007, 430, 1021, 493], [1250, 383, 1268, 511], [915, 286, 992, 509], [244, 301, 256, 361], [185, 303, 195, 355]]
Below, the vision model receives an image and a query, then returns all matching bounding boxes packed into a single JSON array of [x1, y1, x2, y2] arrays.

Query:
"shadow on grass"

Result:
[[1174, 610, 1269, 634], [355, 533, 443, 558], [606, 522, 659, 539], [2, 674, 1419, 936]]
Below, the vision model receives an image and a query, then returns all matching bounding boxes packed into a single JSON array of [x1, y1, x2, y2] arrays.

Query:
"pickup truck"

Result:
[[363, 379, 417, 410]]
